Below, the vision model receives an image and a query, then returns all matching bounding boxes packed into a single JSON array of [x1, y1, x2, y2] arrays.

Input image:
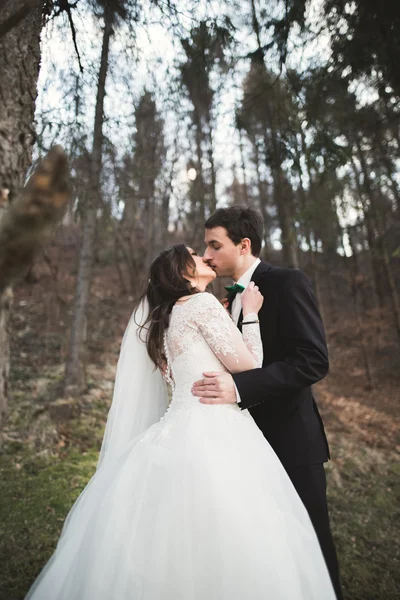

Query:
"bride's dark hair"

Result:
[[136, 244, 199, 369]]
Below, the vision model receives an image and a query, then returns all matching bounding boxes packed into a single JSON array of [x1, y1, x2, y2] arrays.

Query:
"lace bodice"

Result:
[[164, 293, 262, 402]]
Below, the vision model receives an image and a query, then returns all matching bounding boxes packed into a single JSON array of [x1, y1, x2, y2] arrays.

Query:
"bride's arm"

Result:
[[194, 291, 263, 372], [240, 313, 263, 368]]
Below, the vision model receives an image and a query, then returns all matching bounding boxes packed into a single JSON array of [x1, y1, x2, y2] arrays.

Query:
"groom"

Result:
[[192, 206, 343, 600]]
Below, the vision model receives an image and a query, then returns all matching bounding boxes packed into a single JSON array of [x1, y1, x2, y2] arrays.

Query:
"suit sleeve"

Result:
[[233, 269, 329, 411]]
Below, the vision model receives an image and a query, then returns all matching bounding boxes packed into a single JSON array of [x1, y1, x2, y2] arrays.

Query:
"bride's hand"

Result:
[[241, 281, 264, 316]]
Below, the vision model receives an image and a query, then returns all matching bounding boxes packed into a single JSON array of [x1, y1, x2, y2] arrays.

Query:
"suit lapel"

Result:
[[237, 261, 272, 330], [251, 260, 272, 283]]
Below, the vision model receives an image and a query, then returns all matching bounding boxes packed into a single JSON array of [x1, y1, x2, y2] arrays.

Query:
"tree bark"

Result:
[[206, 119, 217, 214], [0, 0, 43, 430], [252, 135, 272, 260], [345, 228, 373, 388], [249, 0, 298, 268], [0, 0, 42, 201], [238, 125, 250, 207], [296, 163, 323, 310], [350, 155, 386, 308], [356, 139, 400, 343], [189, 110, 207, 249], [294, 127, 325, 312], [274, 168, 298, 267], [64, 9, 113, 395], [0, 288, 12, 429]]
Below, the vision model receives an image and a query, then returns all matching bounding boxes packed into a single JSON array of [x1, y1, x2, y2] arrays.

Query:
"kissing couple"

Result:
[[26, 206, 342, 600]]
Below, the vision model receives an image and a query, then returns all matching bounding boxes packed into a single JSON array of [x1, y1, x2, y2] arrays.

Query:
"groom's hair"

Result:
[[205, 206, 264, 257]]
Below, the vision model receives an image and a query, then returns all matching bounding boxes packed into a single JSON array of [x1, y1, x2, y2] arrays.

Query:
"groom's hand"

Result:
[[191, 372, 236, 404]]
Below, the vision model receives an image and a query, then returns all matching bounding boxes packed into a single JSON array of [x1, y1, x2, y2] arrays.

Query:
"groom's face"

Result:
[[203, 227, 242, 278]]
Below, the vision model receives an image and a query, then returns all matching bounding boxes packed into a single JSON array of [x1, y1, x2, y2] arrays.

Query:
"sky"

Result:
[[35, 0, 358, 251]]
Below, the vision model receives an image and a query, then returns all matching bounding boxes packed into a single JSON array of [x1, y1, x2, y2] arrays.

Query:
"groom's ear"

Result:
[[239, 238, 252, 254]]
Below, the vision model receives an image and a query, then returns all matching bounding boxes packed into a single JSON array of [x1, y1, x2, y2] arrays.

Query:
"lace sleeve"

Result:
[[193, 293, 263, 372], [241, 313, 263, 368]]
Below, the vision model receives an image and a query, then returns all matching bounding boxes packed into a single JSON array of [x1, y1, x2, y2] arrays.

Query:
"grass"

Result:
[[0, 437, 398, 599], [326, 441, 400, 599], [0, 362, 399, 600], [0, 448, 98, 600]]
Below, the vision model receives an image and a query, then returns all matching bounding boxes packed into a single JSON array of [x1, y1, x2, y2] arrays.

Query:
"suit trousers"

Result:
[[285, 463, 343, 600]]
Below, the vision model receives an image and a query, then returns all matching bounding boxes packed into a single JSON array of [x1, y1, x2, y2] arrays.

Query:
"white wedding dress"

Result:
[[26, 292, 336, 600]]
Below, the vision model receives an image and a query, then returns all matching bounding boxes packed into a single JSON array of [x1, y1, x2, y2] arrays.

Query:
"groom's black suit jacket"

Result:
[[233, 261, 330, 469]]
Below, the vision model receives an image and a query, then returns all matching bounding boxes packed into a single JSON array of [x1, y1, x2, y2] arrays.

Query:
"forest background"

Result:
[[0, 1, 399, 599]]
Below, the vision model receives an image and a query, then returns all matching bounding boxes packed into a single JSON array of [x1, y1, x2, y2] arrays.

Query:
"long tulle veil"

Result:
[[97, 299, 169, 471]]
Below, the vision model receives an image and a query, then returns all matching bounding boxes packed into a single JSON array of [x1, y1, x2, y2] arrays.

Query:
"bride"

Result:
[[26, 244, 336, 600]]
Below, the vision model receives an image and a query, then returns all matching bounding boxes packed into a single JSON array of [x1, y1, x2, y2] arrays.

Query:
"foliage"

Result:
[[269, 0, 400, 97]]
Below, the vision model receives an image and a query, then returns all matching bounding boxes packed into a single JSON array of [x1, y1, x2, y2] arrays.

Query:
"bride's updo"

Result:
[[136, 244, 200, 370]]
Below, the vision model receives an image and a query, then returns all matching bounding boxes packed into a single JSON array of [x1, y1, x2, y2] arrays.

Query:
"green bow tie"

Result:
[[224, 283, 245, 294]]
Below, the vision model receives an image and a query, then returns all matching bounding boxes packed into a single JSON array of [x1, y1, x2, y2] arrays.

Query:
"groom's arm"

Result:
[[233, 269, 328, 411]]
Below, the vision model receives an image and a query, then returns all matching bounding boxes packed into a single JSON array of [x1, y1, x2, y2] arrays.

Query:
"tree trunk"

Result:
[[238, 126, 250, 207], [380, 154, 400, 210], [350, 155, 386, 308], [145, 196, 155, 270], [0, 1, 43, 430], [64, 10, 113, 395], [299, 126, 327, 288], [274, 168, 298, 267], [364, 210, 386, 307], [356, 140, 400, 343], [0, 1, 42, 201], [345, 229, 373, 388], [379, 87, 400, 151], [0, 289, 12, 429], [159, 158, 174, 250], [252, 138, 272, 260], [293, 139, 322, 305], [264, 121, 298, 266], [190, 111, 207, 249], [348, 225, 369, 312], [249, 0, 298, 268], [207, 121, 217, 214], [371, 129, 400, 210]]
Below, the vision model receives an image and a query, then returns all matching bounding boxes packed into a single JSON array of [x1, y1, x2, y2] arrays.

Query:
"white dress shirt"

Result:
[[230, 258, 261, 405], [231, 258, 261, 325]]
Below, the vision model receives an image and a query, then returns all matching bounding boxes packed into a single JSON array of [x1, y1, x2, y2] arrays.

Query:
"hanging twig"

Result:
[[53, 0, 83, 73]]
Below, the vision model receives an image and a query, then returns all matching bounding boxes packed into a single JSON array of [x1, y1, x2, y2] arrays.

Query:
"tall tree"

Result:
[[243, 1, 300, 266], [301, 66, 400, 339], [179, 20, 232, 247], [239, 59, 299, 267], [0, 0, 44, 201], [64, 1, 128, 395], [118, 90, 166, 285], [0, 0, 47, 430]]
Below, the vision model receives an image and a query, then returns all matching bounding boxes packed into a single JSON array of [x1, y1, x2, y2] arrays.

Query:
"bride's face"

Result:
[[186, 248, 216, 289]]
